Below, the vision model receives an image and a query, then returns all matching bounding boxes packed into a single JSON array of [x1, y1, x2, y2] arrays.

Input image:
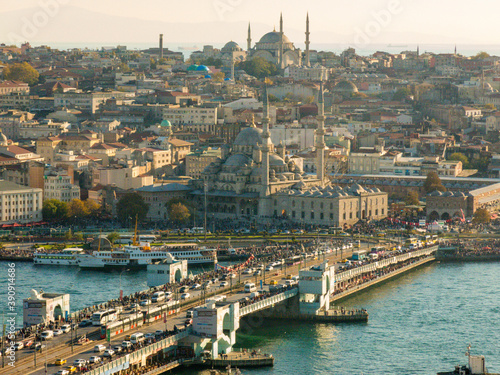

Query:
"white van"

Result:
[[130, 333, 145, 345], [249, 291, 260, 299], [41, 331, 53, 340], [152, 291, 166, 303], [244, 283, 257, 293]]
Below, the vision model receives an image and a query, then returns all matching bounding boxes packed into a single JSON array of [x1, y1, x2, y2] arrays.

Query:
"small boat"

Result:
[[437, 345, 499, 375]]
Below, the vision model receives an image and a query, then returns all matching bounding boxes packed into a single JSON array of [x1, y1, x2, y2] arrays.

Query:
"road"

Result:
[[4, 243, 361, 375]]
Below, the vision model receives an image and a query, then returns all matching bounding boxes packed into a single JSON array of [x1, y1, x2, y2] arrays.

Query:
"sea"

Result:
[[1, 261, 499, 374], [34, 42, 500, 58]]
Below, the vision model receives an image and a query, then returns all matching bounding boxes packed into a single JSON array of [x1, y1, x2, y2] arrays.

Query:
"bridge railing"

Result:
[[87, 329, 191, 375], [335, 245, 437, 283], [239, 289, 298, 317]]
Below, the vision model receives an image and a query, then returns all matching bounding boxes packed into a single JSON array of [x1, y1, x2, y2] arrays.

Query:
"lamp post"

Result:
[[119, 269, 130, 301]]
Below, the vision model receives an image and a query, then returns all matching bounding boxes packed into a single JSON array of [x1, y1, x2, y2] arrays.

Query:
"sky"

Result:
[[0, 0, 498, 51]]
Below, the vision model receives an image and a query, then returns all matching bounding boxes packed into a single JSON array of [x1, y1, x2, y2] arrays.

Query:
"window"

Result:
[[311, 212, 314, 219], [320, 213, 324, 220], [330, 213, 333, 219], [301, 211, 305, 219]]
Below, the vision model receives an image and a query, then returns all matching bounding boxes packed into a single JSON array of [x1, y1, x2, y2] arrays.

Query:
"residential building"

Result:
[[185, 148, 221, 179], [43, 172, 80, 202], [162, 106, 217, 126], [136, 183, 192, 221], [0, 180, 43, 224]]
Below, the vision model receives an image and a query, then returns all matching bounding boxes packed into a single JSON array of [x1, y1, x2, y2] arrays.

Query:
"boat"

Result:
[[33, 247, 83, 266], [76, 244, 217, 269], [437, 345, 499, 375]]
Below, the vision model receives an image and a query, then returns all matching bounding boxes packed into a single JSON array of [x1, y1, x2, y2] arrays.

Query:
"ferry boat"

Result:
[[33, 247, 83, 266], [76, 243, 217, 269]]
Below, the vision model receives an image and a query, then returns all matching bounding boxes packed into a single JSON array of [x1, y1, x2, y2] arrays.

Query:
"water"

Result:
[[0, 261, 219, 326], [180, 262, 500, 375], [2, 261, 499, 374]]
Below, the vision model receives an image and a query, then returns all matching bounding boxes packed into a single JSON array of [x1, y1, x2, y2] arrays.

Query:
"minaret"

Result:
[[315, 82, 326, 185], [159, 34, 164, 59], [230, 58, 235, 81], [259, 86, 272, 215], [305, 13, 311, 67], [247, 23, 252, 52], [279, 13, 285, 69], [416, 45, 419, 58]]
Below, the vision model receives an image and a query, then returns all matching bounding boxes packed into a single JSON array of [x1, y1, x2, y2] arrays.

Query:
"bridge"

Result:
[[17, 245, 438, 375]]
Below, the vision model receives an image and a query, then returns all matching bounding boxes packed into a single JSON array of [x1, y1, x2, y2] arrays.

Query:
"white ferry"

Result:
[[33, 247, 83, 266], [76, 243, 217, 269]]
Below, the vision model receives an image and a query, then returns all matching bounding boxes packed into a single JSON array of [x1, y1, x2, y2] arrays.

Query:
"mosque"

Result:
[[199, 13, 312, 69], [191, 86, 388, 226]]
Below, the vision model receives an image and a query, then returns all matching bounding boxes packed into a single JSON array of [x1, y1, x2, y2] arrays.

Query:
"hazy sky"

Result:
[[1, 0, 499, 48]]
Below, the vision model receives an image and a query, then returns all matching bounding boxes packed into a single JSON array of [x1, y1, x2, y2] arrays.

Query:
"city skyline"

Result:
[[1, 0, 499, 49]]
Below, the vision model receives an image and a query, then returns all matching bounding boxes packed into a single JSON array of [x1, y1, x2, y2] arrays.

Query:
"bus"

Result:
[[116, 235, 134, 244], [100, 312, 143, 339], [351, 250, 368, 261], [328, 227, 343, 235], [370, 246, 385, 255], [404, 237, 418, 246], [285, 255, 301, 266], [92, 309, 118, 326], [138, 234, 157, 242]]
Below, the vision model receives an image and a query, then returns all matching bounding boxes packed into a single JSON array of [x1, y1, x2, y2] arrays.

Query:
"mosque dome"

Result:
[[224, 154, 252, 167], [222, 41, 242, 52], [160, 120, 171, 127], [234, 127, 263, 147], [258, 31, 292, 45], [333, 80, 358, 94], [269, 154, 286, 166], [0, 130, 8, 146], [187, 64, 198, 71], [196, 65, 210, 72]]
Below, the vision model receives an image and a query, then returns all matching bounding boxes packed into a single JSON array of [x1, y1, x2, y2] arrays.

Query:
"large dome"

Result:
[[333, 80, 358, 93], [269, 154, 286, 166], [258, 31, 292, 44], [233, 127, 263, 147], [222, 41, 242, 52], [224, 154, 252, 167]]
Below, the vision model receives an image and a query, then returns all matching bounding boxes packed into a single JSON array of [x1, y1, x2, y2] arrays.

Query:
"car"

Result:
[[89, 356, 101, 364], [73, 359, 87, 368], [265, 265, 274, 271], [211, 278, 219, 284], [242, 269, 252, 275], [228, 273, 237, 279], [179, 286, 189, 293], [184, 318, 193, 325], [34, 343, 46, 352], [180, 293, 190, 300], [269, 280, 278, 285], [220, 281, 229, 287], [186, 309, 194, 318], [23, 340, 34, 348], [94, 344, 106, 353], [103, 349, 115, 358], [129, 303, 138, 310], [155, 330, 164, 337], [124, 335, 131, 341], [63, 365, 77, 373], [78, 319, 92, 327], [165, 291, 173, 298], [13, 342, 23, 351], [190, 283, 201, 290], [55, 358, 67, 366], [253, 270, 261, 276], [113, 346, 123, 353], [144, 333, 155, 340], [53, 329, 64, 336], [60, 324, 71, 333], [121, 341, 132, 349], [56, 370, 69, 375], [140, 299, 151, 306], [203, 280, 212, 287]]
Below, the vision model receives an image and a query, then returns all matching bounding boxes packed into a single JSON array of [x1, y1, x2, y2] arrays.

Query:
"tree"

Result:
[[473, 208, 491, 224], [424, 171, 446, 193], [68, 199, 89, 219], [107, 232, 120, 244], [237, 57, 278, 79], [393, 88, 411, 101], [448, 152, 468, 166], [42, 199, 68, 221], [405, 191, 420, 206], [212, 72, 225, 82], [473, 51, 490, 60], [168, 203, 191, 223], [84, 199, 100, 217], [3, 62, 39, 85], [116, 193, 149, 224]]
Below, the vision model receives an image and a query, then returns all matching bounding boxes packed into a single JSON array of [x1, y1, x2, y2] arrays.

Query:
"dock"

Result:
[[182, 351, 274, 368]]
